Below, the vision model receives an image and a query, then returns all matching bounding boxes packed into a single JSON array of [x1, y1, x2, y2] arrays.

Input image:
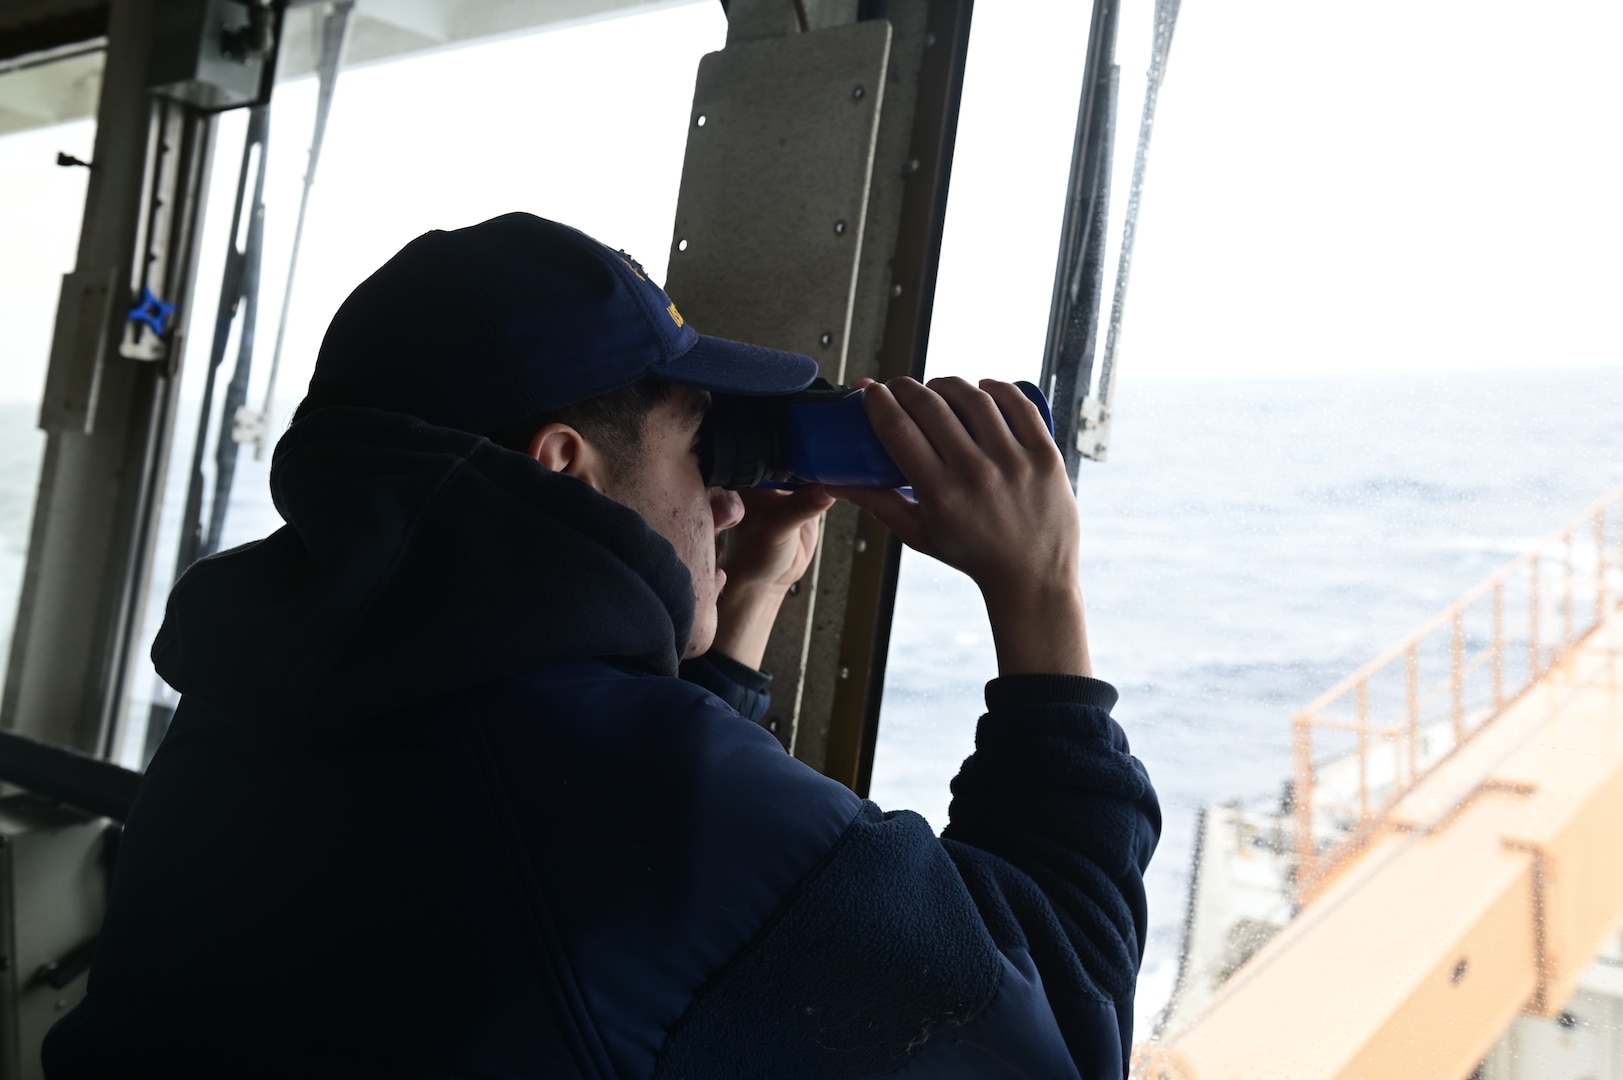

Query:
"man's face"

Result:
[[606, 386, 744, 658]]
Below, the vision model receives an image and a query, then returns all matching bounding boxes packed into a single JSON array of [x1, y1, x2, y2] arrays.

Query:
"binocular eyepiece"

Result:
[[699, 380, 1054, 490]]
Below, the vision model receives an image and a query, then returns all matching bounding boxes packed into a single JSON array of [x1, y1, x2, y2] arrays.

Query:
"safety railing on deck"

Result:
[[1291, 483, 1623, 903]]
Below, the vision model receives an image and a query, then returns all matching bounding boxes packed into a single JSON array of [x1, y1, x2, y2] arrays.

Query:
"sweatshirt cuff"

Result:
[[984, 673, 1118, 713]]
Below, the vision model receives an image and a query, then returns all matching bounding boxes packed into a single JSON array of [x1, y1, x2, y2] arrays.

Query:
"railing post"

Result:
[[1492, 581, 1504, 711], [1562, 530, 1575, 648], [1596, 511, 1607, 628], [1406, 643, 1420, 783], [1530, 557, 1542, 676], [1451, 610, 1465, 741], [1615, 501, 1623, 613], [1356, 680, 1370, 821], [1292, 715, 1316, 902]]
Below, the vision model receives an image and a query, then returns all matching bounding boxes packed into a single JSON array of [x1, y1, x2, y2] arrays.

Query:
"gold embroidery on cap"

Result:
[[616, 252, 646, 281], [667, 302, 685, 328]]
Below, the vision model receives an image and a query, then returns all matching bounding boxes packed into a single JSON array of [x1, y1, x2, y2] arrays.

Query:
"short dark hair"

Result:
[[484, 377, 672, 482], [291, 377, 672, 484]]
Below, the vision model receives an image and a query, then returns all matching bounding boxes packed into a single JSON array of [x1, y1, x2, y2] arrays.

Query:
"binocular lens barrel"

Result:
[[700, 380, 1054, 490]]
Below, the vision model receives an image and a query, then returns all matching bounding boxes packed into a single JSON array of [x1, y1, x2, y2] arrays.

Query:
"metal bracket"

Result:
[[148, 0, 281, 112], [1078, 393, 1110, 462], [125, 285, 175, 337], [39, 266, 120, 435], [230, 404, 270, 458]]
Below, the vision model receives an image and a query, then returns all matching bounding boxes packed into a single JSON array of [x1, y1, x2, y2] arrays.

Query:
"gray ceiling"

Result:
[[0, 0, 705, 137]]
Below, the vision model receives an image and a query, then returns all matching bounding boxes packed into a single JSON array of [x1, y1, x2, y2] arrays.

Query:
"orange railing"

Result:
[[1291, 483, 1623, 903]]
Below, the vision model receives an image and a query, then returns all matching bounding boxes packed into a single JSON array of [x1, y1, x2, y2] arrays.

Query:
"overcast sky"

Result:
[[2, 0, 1619, 409]]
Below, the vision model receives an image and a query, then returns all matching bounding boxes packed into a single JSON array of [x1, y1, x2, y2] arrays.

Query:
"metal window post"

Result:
[[2, 0, 275, 758], [666, 0, 973, 790]]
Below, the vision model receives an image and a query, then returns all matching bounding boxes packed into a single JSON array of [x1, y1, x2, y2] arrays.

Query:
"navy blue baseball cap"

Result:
[[309, 212, 820, 435]]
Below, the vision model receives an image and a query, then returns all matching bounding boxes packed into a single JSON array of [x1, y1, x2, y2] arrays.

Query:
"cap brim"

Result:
[[657, 334, 821, 397]]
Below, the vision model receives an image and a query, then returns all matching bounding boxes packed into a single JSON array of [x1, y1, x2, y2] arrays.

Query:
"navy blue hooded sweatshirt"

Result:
[[43, 407, 1160, 1079]]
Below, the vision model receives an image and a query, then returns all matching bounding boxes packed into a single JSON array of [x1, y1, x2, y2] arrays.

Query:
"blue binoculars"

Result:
[[699, 379, 1055, 490]]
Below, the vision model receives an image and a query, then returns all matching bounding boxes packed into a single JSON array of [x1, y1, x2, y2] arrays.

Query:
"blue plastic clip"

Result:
[[127, 286, 175, 337]]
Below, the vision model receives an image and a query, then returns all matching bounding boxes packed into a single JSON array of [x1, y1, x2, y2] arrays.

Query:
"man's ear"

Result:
[[527, 423, 613, 494]]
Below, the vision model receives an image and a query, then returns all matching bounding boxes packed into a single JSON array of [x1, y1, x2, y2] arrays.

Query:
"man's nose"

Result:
[[710, 487, 745, 532]]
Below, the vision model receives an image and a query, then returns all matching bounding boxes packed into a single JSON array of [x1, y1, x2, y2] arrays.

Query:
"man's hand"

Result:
[[710, 485, 835, 669], [829, 377, 1091, 678]]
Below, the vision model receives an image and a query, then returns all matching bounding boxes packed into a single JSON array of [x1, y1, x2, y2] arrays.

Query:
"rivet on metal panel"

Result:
[[819, 332, 833, 347], [833, 219, 847, 236], [852, 85, 866, 102], [696, 114, 707, 127], [677, 239, 688, 252]]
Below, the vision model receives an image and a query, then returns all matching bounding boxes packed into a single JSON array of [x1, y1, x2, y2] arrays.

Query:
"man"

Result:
[[45, 213, 1159, 1078]]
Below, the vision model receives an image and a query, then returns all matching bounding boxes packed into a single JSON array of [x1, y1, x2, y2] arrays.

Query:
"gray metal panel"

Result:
[[664, 18, 890, 755], [0, 796, 108, 1080], [666, 19, 890, 367], [38, 267, 117, 435]]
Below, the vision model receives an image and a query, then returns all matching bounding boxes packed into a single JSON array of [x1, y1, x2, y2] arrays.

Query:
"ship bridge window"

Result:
[[866, 0, 1623, 1068], [116, 4, 728, 765], [0, 45, 104, 692]]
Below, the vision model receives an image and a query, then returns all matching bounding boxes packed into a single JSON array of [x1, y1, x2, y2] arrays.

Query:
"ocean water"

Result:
[[0, 365, 1619, 1036], [866, 365, 1623, 1030]]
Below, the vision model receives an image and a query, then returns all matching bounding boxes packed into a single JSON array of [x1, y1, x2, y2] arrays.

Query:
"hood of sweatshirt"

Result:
[[151, 406, 695, 736]]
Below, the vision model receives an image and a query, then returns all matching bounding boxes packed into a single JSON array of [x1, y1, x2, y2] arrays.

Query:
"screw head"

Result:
[[833, 220, 847, 236], [819, 332, 833, 348]]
